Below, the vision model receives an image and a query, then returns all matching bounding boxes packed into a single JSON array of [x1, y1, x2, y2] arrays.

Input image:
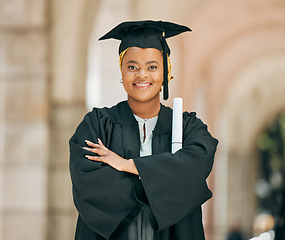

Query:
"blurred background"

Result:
[[0, 0, 285, 239]]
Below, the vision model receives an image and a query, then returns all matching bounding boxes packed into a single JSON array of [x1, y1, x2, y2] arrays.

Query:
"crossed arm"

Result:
[[83, 138, 139, 175]]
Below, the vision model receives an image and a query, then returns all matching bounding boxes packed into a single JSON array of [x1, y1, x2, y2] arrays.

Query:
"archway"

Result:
[[215, 55, 285, 238], [178, 1, 285, 238]]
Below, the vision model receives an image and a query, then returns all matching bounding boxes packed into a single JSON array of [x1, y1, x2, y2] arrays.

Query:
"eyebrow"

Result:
[[126, 60, 158, 65], [146, 61, 158, 65], [126, 60, 138, 64]]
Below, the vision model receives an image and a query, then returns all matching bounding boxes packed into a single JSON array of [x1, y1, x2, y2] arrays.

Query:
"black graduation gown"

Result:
[[69, 101, 218, 240]]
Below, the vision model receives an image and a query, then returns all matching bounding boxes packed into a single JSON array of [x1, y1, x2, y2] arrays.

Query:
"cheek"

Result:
[[121, 73, 133, 91], [153, 71, 163, 84], [121, 69, 133, 80]]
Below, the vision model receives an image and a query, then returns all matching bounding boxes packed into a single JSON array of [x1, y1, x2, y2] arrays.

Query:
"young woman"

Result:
[[69, 20, 218, 240]]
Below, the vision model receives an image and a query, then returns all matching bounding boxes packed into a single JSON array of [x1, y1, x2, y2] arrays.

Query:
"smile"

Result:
[[133, 83, 152, 89]]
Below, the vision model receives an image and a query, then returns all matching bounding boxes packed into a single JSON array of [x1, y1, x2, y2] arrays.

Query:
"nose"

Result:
[[137, 68, 148, 79]]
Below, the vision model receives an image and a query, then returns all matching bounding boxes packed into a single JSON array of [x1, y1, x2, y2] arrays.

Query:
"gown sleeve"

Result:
[[133, 112, 218, 231], [69, 109, 138, 239]]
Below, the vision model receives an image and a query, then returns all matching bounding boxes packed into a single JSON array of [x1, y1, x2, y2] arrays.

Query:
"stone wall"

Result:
[[0, 0, 100, 239], [0, 0, 49, 239], [49, 0, 100, 239]]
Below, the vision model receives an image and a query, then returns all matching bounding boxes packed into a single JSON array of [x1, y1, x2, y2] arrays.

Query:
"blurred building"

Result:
[[0, 0, 285, 239]]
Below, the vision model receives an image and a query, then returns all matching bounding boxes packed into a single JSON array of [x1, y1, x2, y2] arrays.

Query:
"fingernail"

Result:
[[97, 138, 101, 143]]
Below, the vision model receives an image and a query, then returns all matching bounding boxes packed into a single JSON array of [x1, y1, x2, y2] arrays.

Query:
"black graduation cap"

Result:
[[99, 20, 191, 100]]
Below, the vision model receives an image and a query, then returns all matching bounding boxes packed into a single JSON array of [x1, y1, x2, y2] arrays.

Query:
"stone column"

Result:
[[0, 1, 49, 239], [48, 0, 99, 239]]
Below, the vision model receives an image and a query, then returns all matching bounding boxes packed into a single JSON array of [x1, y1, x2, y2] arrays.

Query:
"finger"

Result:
[[98, 138, 105, 147], [82, 147, 97, 152], [85, 155, 103, 162], [84, 144, 106, 153], [85, 140, 100, 147], [98, 138, 109, 151], [83, 147, 107, 156], [94, 148, 108, 156]]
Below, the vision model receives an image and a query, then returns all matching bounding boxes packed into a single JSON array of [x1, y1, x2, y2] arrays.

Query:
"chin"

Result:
[[131, 94, 160, 103]]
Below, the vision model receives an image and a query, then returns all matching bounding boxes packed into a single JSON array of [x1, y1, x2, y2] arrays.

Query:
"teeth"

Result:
[[135, 83, 150, 86]]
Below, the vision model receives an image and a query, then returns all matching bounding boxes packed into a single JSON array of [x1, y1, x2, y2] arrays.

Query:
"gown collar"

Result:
[[118, 101, 172, 136]]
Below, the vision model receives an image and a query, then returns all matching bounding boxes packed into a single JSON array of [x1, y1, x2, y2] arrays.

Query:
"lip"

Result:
[[132, 82, 152, 89]]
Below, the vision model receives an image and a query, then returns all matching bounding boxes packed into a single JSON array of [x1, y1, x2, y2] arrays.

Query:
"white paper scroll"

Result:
[[171, 97, 183, 153]]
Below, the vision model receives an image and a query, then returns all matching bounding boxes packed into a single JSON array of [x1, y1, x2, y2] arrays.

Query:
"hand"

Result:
[[83, 139, 138, 175]]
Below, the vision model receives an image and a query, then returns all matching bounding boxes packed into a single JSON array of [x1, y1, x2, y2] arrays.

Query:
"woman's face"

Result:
[[121, 47, 163, 104]]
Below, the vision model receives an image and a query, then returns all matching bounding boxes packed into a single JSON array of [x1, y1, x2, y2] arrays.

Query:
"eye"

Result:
[[148, 66, 157, 71], [128, 65, 138, 71]]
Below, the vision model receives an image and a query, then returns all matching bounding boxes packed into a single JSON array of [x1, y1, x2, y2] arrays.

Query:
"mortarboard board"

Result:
[[99, 20, 191, 100]]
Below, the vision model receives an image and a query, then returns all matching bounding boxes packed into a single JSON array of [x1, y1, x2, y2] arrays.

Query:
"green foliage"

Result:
[[257, 111, 285, 172], [256, 111, 285, 216]]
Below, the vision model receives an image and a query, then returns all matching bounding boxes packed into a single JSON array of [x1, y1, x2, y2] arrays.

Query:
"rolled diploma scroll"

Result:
[[171, 97, 183, 153]]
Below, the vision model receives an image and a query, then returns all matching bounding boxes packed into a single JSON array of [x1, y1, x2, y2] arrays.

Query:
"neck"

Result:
[[128, 96, 161, 119]]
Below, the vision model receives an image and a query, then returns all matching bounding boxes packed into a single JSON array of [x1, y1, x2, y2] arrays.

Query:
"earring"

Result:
[[120, 79, 123, 83]]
